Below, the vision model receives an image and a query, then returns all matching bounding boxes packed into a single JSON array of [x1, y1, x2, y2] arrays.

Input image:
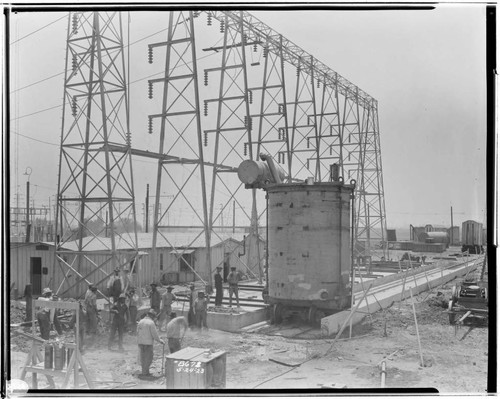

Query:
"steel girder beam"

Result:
[[55, 11, 139, 298], [148, 11, 212, 285]]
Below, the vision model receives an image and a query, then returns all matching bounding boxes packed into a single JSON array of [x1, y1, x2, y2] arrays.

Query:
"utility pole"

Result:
[[145, 184, 149, 233], [450, 206, 454, 246], [24, 167, 32, 243], [232, 200, 236, 234]]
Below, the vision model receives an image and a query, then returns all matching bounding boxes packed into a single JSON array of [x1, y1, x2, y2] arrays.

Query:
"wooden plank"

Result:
[[33, 300, 79, 311]]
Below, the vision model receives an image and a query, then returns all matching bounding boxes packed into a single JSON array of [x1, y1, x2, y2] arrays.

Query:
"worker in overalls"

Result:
[[137, 309, 164, 379], [227, 267, 240, 308], [214, 266, 223, 307], [149, 282, 161, 315], [127, 286, 139, 334], [107, 267, 122, 303], [84, 284, 98, 335], [158, 286, 176, 332], [108, 293, 128, 351], [187, 284, 196, 329], [194, 291, 209, 330]]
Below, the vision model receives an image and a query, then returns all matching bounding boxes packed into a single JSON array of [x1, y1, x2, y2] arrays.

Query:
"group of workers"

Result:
[[35, 264, 242, 380]]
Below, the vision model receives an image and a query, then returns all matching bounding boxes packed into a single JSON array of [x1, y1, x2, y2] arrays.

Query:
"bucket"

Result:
[[66, 348, 74, 367], [44, 345, 53, 369], [54, 345, 66, 370]]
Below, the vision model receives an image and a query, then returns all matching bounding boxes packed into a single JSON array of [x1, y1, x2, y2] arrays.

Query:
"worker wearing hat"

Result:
[[108, 293, 128, 351], [107, 267, 122, 303], [194, 291, 209, 330], [227, 267, 240, 308], [127, 287, 139, 334], [84, 283, 98, 336], [158, 286, 177, 332], [149, 282, 161, 315], [214, 266, 223, 307], [137, 309, 164, 379]]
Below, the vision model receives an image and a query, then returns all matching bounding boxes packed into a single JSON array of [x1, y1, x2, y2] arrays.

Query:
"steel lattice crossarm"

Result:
[[205, 11, 377, 110]]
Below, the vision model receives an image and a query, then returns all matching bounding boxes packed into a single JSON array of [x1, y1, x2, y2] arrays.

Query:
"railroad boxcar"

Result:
[[461, 220, 484, 254]]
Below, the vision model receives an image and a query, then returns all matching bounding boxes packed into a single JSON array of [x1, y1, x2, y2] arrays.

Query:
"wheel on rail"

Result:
[[272, 303, 284, 324], [307, 306, 325, 328]]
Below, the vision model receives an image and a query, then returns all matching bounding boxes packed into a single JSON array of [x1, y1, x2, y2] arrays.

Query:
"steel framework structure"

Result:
[[205, 11, 387, 257], [54, 12, 139, 299]]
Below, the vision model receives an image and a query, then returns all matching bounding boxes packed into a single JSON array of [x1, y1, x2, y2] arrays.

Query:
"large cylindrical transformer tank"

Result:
[[238, 160, 286, 186], [265, 180, 355, 323]]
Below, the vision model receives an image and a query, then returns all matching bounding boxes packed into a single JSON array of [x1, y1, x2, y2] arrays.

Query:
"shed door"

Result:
[[30, 257, 42, 296], [223, 253, 230, 283]]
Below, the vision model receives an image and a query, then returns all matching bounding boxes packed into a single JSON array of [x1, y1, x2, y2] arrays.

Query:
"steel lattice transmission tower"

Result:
[[147, 11, 212, 284], [204, 11, 387, 258], [54, 11, 139, 298]]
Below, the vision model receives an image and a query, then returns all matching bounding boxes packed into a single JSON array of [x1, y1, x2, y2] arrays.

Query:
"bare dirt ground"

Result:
[[10, 269, 489, 393]]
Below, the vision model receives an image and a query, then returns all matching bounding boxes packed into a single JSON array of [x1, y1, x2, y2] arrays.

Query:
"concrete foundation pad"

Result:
[[321, 260, 481, 337]]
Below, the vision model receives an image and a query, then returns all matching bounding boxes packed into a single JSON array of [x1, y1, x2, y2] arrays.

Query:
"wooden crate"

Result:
[[165, 347, 226, 389]]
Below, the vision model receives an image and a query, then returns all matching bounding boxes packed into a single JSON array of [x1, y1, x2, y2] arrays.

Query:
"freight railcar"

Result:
[[461, 220, 484, 254]]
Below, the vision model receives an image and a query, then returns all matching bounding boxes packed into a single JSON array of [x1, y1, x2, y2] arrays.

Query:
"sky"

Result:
[[7, 5, 488, 236]]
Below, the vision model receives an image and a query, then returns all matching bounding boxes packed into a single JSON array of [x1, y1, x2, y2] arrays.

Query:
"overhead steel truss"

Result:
[[205, 11, 387, 257], [54, 12, 139, 299], [54, 10, 387, 299]]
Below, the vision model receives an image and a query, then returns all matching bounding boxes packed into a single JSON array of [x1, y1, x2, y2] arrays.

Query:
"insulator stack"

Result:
[[207, 14, 212, 26], [263, 46, 269, 58], [330, 145, 333, 156], [204, 70, 208, 86], [307, 138, 310, 149], [243, 143, 248, 156], [296, 66, 301, 77], [244, 116, 252, 131], [317, 79, 321, 88], [71, 97, 77, 117], [204, 101, 208, 116], [148, 117, 153, 134], [148, 46, 153, 64], [72, 13, 78, 35], [307, 159, 310, 169], [278, 128, 282, 140], [204, 131, 208, 146], [220, 20, 225, 33], [193, 11, 200, 18], [278, 104, 284, 114], [248, 90, 253, 104], [148, 81, 153, 99], [253, 43, 258, 52], [72, 54, 77, 72], [243, 34, 248, 44], [126, 131, 131, 146]]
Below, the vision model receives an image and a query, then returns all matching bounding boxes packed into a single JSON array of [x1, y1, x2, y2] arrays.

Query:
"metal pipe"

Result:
[[380, 360, 386, 388], [259, 153, 282, 184]]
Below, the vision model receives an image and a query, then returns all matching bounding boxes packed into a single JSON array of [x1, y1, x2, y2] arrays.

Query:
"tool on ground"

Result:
[[161, 342, 165, 376]]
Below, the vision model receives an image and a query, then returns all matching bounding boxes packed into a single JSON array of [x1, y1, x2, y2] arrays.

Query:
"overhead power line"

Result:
[[11, 131, 59, 147], [10, 14, 67, 45]]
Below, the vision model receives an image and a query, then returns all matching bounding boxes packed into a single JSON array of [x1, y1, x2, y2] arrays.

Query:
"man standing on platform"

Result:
[[227, 267, 240, 308], [214, 267, 223, 307], [108, 293, 128, 351], [165, 312, 188, 354], [137, 309, 164, 379]]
